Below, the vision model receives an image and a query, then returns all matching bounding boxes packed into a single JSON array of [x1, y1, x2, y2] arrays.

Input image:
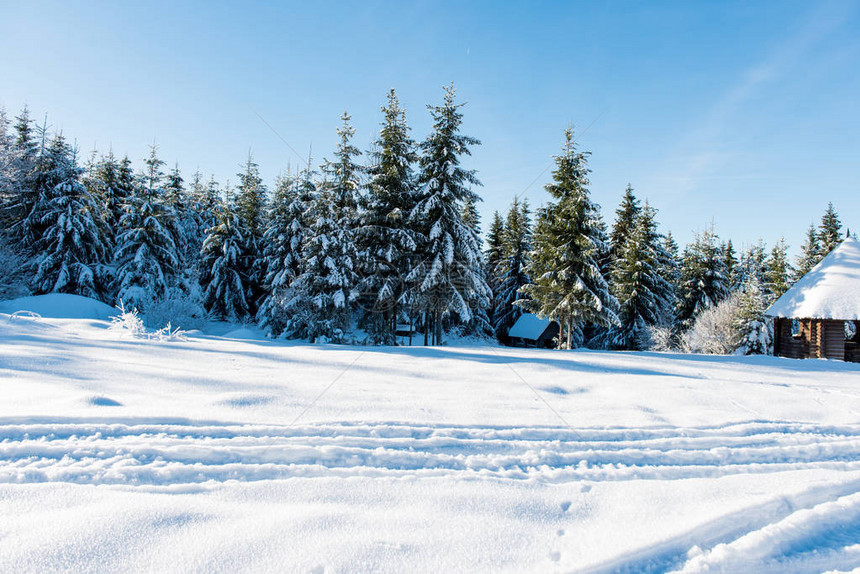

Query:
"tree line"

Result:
[[0, 88, 850, 351]]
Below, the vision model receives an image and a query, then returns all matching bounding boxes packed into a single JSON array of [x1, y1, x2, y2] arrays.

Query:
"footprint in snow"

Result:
[[560, 501, 571, 512], [557, 529, 565, 537], [308, 566, 325, 574], [581, 484, 592, 493], [549, 551, 561, 562]]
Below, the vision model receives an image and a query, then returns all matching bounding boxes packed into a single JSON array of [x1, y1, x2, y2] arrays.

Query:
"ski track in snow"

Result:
[[3, 420, 860, 486], [4, 419, 860, 571]]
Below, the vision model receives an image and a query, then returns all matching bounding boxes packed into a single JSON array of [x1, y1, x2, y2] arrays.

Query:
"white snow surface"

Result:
[[508, 312, 554, 340], [2, 295, 860, 572], [767, 237, 860, 320]]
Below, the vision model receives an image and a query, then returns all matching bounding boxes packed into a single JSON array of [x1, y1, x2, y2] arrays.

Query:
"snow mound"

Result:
[[0, 294, 116, 321], [222, 327, 265, 340], [766, 237, 860, 320]]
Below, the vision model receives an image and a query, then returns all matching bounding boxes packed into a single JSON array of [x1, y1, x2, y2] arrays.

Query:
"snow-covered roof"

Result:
[[766, 237, 860, 320], [508, 313, 555, 340]]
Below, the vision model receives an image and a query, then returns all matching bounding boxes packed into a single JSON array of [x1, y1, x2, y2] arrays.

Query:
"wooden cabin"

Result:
[[766, 237, 860, 362], [507, 313, 560, 348]]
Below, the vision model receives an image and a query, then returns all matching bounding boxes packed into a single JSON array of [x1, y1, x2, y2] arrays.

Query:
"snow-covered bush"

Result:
[[145, 292, 207, 331], [109, 301, 147, 338], [110, 300, 186, 341], [681, 292, 743, 354], [637, 324, 676, 352]]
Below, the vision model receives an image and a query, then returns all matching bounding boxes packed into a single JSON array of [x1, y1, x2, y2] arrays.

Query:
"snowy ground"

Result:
[[2, 296, 860, 573]]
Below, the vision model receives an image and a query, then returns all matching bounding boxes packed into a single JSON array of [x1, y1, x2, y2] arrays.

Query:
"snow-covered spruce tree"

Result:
[[609, 183, 640, 263], [818, 202, 842, 257], [408, 84, 490, 345], [675, 225, 729, 330], [765, 237, 792, 300], [734, 277, 771, 355], [736, 239, 769, 293], [6, 108, 51, 253], [234, 154, 268, 314], [518, 128, 617, 349], [286, 116, 362, 343], [31, 135, 112, 300], [723, 239, 739, 289], [180, 170, 210, 269], [257, 171, 304, 337], [794, 223, 821, 281], [493, 197, 532, 341], [84, 151, 135, 257], [113, 145, 181, 310], [199, 201, 249, 322], [609, 202, 675, 350], [484, 210, 506, 338], [355, 89, 419, 344]]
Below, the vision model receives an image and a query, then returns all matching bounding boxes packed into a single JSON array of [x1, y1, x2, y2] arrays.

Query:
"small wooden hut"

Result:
[[507, 313, 560, 348], [766, 237, 860, 362]]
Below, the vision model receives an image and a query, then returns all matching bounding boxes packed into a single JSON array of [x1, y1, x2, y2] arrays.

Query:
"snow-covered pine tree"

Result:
[[493, 197, 532, 341], [286, 115, 362, 343], [199, 201, 249, 322], [180, 170, 209, 268], [675, 225, 729, 330], [257, 171, 303, 337], [765, 237, 792, 300], [518, 128, 618, 349], [485, 210, 505, 336], [736, 239, 769, 292], [794, 223, 821, 281], [723, 239, 739, 289], [408, 84, 490, 345], [0, 108, 16, 223], [30, 135, 112, 300], [609, 202, 675, 350], [6, 108, 49, 252], [818, 202, 842, 257], [734, 276, 771, 355], [355, 89, 419, 344], [113, 145, 181, 309], [609, 183, 640, 262], [234, 153, 268, 314]]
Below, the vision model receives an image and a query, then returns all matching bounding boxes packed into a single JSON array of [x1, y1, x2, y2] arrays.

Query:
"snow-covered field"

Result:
[[2, 295, 860, 573]]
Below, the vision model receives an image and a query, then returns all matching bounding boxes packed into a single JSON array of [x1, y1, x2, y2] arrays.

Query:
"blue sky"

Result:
[[2, 1, 858, 254]]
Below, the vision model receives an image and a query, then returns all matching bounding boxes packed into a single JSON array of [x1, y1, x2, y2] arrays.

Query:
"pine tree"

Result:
[[518, 128, 617, 349], [355, 89, 419, 344], [734, 276, 770, 355], [493, 198, 532, 340], [113, 145, 181, 309], [609, 183, 640, 261], [765, 237, 792, 300], [408, 84, 490, 345], [285, 113, 362, 342], [736, 239, 769, 290], [31, 135, 112, 300], [7, 109, 50, 251], [723, 239, 738, 289], [257, 171, 304, 336], [676, 225, 729, 330], [818, 202, 842, 257], [234, 153, 268, 314], [199, 202, 249, 322], [794, 223, 821, 280], [485, 210, 505, 334], [610, 202, 675, 349]]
